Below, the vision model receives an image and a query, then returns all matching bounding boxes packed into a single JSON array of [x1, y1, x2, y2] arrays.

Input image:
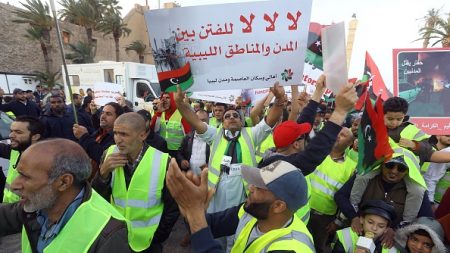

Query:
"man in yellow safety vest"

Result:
[[0, 139, 130, 253]]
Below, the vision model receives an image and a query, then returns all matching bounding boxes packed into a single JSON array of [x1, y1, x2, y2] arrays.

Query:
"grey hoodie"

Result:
[[394, 217, 447, 253]]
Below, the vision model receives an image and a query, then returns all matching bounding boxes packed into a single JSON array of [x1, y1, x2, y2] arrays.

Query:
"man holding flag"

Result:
[[335, 94, 433, 249]]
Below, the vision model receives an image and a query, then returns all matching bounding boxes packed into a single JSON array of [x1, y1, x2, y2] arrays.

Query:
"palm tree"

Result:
[[97, 12, 131, 61], [32, 70, 61, 89], [59, 0, 99, 49], [417, 10, 450, 48], [13, 0, 53, 72], [24, 27, 53, 73], [66, 41, 95, 63], [125, 40, 147, 63]]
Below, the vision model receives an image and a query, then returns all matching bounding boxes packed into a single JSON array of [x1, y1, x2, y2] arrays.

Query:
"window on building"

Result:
[[62, 31, 70, 44], [70, 75, 80, 86]]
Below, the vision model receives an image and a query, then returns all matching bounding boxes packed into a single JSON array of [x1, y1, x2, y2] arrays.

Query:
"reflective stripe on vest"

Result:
[[108, 145, 168, 252], [392, 147, 426, 188], [255, 134, 274, 163], [435, 171, 450, 203], [207, 128, 256, 190], [160, 110, 185, 150], [400, 124, 430, 141], [3, 150, 21, 203], [21, 190, 126, 253], [336, 227, 359, 252], [336, 228, 399, 253], [231, 206, 314, 253], [308, 156, 356, 215]]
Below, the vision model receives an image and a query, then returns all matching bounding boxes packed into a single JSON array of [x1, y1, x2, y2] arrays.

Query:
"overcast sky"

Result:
[[2, 0, 448, 91]]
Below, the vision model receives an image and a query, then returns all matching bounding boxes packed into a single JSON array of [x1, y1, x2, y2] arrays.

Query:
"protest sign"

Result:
[[393, 48, 450, 134], [322, 22, 348, 93], [93, 82, 122, 106], [190, 89, 242, 105], [145, 0, 312, 92]]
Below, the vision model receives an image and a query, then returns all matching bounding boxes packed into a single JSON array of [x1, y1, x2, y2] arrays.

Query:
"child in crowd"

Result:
[[394, 217, 446, 253], [332, 199, 398, 253]]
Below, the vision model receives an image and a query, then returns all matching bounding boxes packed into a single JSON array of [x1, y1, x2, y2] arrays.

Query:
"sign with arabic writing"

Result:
[[393, 48, 450, 135], [145, 0, 312, 92], [190, 89, 242, 105]]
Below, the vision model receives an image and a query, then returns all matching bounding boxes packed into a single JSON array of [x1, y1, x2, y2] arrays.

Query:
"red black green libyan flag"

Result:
[[157, 62, 193, 92], [357, 94, 393, 174], [361, 51, 393, 101]]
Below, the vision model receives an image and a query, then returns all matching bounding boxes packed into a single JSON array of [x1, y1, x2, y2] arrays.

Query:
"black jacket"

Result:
[[259, 98, 341, 177], [0, 98, 40, 117], [176, 132, 210, 170], [40, 107, 91, 141], [78, 130, 115, 167]]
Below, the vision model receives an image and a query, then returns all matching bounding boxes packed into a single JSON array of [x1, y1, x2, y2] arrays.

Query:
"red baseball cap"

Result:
[[273, 120, 312, 149]]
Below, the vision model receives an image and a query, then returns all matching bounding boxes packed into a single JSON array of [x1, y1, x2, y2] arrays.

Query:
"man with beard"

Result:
[[166, 159, 315, 253], [1, 116, 44, 203], [40, 95, 92, 141], [93, 112, 176, 253], [0, 139, 130, 253], [73, 102, 124, 179]]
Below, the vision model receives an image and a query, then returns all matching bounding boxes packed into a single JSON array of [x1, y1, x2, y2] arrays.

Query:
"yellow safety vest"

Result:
[[107, 145, 168, 252], [160, 110, 185, 151], [420, 146, 436, 173], [207, 128, 256, 191], [255, 134, 275, 163], [230, 206, 315, 253], [3, 150, 21, 203], [400, 124, 430, 142], [390, 146, 427, 188], [6, 111, 16, 119], [209, 117, 222, 128], [308, 156, 356, 215], [21, 190, 126, 253], [345, 147, 359, 163], [336, 227, 399, 253]]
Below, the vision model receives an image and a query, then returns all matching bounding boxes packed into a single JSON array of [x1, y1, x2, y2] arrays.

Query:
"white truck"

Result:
[[62, 61, 162, 109], [0, 72, 40, 94]]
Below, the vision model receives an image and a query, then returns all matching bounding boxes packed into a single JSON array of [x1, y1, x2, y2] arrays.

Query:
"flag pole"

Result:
[[49, 0, 78, 124]]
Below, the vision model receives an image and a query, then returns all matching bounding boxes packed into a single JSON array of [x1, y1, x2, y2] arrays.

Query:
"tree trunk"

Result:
[[40, 41, 51, 73], [86, 27, 97, 58], [115, 36, 120, 62], [41, 29, 53, 73], [139, 54, 144, 63]]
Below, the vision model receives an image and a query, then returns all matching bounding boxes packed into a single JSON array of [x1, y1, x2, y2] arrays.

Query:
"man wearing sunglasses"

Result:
[[174, 82, 286, 251], [335, 147, 433, 249]]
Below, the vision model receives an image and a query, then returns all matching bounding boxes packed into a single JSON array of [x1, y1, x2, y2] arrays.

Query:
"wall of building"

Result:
[[0, 2, 179, 76]]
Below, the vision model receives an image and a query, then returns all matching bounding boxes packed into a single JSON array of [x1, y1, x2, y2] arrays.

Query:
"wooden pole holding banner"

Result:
[[49, 0, 78, 124]]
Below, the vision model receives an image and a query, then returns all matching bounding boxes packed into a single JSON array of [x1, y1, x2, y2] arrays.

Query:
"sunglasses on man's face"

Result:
[[384, 163, 408, 173], [224, 113, 240, 120]]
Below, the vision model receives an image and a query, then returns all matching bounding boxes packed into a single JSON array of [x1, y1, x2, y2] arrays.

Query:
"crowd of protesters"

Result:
[[0, 76, 449, 253]]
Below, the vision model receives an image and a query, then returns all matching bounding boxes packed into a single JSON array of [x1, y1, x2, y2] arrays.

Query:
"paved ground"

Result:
[[163, 217, 192, 253]]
